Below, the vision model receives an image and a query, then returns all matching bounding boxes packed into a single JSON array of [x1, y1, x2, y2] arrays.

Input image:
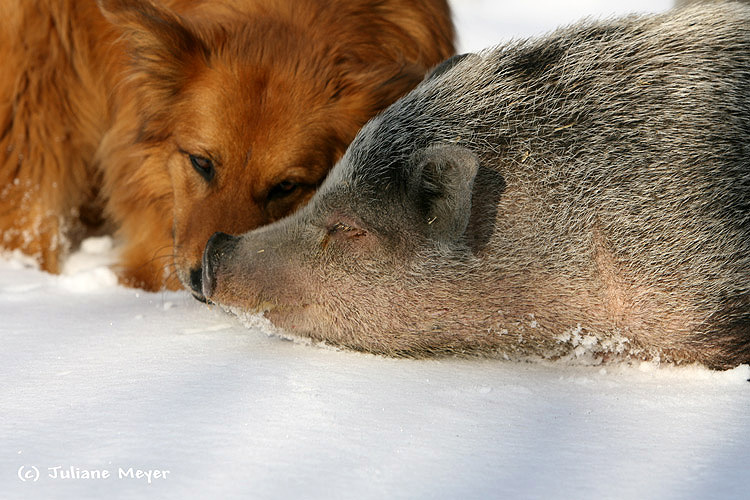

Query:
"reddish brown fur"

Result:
[[0, 0, 454, 291]]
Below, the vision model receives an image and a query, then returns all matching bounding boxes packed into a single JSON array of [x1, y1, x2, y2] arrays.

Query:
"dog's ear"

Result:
[[329, 56, 426, 132], [98, 0, 209, 141], [348, 61, 427, 110]]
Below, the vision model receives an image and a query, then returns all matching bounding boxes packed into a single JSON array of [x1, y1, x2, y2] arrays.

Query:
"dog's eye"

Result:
[[268, 180, 299, 200], [189, 154, 215, 182]]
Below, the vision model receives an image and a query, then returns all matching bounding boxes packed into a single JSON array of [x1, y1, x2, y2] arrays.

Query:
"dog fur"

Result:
[[0, 0, 454, 292]]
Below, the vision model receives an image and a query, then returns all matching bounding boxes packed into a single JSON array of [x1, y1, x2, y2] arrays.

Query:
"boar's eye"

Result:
[[328, 222, 367, 238], [268, 180, 299, 201], [330, 222, 351, 233], [189, 154, 215, 182]]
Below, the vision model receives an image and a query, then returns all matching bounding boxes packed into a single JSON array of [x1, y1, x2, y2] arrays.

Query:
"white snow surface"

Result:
[[3, 1, 749, 499]]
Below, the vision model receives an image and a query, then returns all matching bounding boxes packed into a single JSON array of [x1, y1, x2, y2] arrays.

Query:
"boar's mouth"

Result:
[[220, 298, 316, 335]]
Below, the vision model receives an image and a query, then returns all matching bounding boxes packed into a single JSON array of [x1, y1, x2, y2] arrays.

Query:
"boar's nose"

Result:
[[202, 232, 239, 299], [188, 267, 206, 303]]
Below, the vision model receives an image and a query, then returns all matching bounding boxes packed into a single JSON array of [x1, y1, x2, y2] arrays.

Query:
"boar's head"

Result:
[[201, 119, 488, 355]]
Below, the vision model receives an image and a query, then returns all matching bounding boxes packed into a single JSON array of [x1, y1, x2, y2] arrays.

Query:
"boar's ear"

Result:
[[411, 144, 479, 242], [98, 0, 209, 140]]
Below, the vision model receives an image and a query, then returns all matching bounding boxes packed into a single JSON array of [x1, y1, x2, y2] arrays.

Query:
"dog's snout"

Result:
[[202, 232, 239, 299]]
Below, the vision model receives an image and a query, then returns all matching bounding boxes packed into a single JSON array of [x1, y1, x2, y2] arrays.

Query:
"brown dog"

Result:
[[0, 0, 454, 296]]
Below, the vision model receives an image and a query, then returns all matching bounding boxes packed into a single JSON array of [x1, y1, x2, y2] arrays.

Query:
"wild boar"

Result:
[[202, 3, 750, 369]]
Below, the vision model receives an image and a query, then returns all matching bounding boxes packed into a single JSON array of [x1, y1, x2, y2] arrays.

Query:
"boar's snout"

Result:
[[202, 232, 240, 299]]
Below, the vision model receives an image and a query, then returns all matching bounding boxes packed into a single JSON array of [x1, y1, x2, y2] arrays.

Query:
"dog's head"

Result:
[[99, 0, 432, 298]]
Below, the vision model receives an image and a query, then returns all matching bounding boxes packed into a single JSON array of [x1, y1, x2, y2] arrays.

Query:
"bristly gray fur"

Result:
[[210, 3, 750, 368]]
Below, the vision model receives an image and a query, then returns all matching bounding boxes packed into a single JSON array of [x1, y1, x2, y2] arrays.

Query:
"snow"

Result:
[[452, 0, 674, 52], [2, 1, 749, 499]]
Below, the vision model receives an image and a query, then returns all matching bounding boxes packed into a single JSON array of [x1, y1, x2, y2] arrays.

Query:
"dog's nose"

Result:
[[202, 232, 239, 299]]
